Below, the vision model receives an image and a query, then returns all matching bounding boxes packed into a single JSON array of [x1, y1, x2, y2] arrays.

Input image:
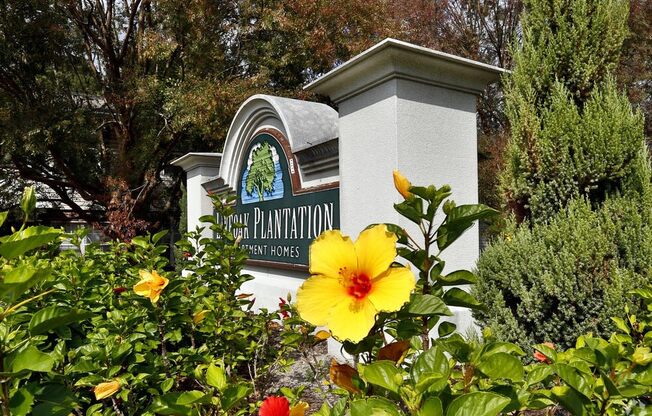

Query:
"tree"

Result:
[[0, 0, 400, 238], [474, 0, 652, 349], [246, 143, 276, 202]]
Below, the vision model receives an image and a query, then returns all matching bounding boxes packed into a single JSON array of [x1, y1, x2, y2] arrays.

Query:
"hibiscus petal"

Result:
[[309, 230, 357, 278], [296, 275, 347, 326], [139, 270, 153, 281], [133, 281, 151, 297], [327, 298, 377, 343], [368, 266, 415, 312], [355, 225, 397, 279]]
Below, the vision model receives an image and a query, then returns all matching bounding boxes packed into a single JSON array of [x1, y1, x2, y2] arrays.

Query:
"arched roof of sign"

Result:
[[217, 94, 338, 192]]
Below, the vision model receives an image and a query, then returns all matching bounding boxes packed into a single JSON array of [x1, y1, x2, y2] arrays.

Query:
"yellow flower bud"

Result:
[[193, 310, 208, 325], [393, 170, 412, 199], [93, 379, 121, 400]]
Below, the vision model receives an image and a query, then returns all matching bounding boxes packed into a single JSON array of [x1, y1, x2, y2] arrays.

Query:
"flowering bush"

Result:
[[0, 190, 289, 415]]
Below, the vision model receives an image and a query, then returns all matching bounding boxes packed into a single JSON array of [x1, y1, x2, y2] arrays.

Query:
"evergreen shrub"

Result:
[[473, 195, 652, 350]]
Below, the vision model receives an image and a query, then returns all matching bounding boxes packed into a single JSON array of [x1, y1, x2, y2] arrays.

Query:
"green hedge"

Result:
[[473, 195, 652, 350]]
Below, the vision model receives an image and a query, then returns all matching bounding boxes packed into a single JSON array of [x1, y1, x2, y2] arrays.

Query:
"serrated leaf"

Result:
[[29, 306, 93, 335], [407, 294, 452, 316]]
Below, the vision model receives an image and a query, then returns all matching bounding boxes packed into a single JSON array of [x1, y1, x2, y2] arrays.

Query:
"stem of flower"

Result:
[[0, 347, 10, 416]]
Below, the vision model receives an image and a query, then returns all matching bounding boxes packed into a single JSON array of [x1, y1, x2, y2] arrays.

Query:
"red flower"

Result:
[[182, 252, 192, 258], [259, 396, 289, 416], [113, 287, 127, 295]]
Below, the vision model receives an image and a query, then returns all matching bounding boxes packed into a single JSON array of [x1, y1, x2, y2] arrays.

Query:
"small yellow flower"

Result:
[[93, 379, 121, 400], [393, 170, 412, 199], [290, 401, 310, 416], [297, 225, 415, 343], [193, 310, 208, 325], [133, 270, 169, 304]]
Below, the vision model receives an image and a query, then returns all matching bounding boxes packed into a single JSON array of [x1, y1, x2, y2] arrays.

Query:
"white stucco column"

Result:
[[306, 38, 504, 340], [171, 153, 222, 238]]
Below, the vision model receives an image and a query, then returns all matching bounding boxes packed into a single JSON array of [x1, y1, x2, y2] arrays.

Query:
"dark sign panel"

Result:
[[224, 131, 339, 269]]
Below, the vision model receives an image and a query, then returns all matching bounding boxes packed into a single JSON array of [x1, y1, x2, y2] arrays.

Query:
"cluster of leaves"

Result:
[[0, 190, 288, 415], [307, 181, 652, 415]]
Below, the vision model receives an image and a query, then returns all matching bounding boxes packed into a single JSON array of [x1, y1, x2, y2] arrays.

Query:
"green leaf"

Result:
[[10, 346, 54, 373], [394, 200, 423, 224], [9, 386, 35, 416], [0, 211, 7, 229], [477, 352, 524, 382], [0, 265, 52, 303], [359, 361, 403, 393], [611, 317, 630, 334], [220, 384, 250, 411], [411, 345, 449, 393], [206, 364, 227, 391], [442, 288, 483, 309], [437, 270, 478, 286], [554, 363, 593, 399], [20, 186, 36, 217], [437, 204, 497, 250], [350, 397, 401, 416], [160, 378, 174, 393], [551, 385, 593, 416], [131, 236, 149, 248], [527, 365, 554, 386], [481, 342, 525, 358], [407, 294, 452, 316], [0, 226, 61, 259], [445, 392, 510, 416], [418, 397, 443, 416], [383, 223, 409, 245], [438, 322, 456, 337], [152, 229, 169, 244], [150, 391, 210, 415], [29, 306, 94, 335]]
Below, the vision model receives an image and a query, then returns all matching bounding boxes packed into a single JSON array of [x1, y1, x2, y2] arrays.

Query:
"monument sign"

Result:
[[173, 39, 504, 341]]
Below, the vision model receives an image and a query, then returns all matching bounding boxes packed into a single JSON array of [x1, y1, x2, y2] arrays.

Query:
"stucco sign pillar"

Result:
[[305, 38, 504, 334], [174, 38, 504, 335]]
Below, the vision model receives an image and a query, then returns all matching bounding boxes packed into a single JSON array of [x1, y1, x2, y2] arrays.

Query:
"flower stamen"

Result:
[[348, 273, 372, 300]]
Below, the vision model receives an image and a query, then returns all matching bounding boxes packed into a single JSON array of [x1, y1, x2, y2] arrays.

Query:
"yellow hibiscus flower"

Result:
[[296, 224, 415, 343], [93, 379, 121, 400], [133, 270, 169, 304], [392, 169, 412, 199]]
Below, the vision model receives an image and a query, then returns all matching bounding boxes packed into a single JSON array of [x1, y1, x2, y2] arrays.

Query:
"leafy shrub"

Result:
[[0, 191, 288, 415], [473, 196, 652, 350]]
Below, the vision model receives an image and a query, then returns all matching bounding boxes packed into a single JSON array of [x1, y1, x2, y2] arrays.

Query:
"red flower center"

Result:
[[348, 273, 372, 300]]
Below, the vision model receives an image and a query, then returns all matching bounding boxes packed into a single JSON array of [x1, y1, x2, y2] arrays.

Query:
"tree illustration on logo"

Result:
[[245, 142, 276, 202]]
